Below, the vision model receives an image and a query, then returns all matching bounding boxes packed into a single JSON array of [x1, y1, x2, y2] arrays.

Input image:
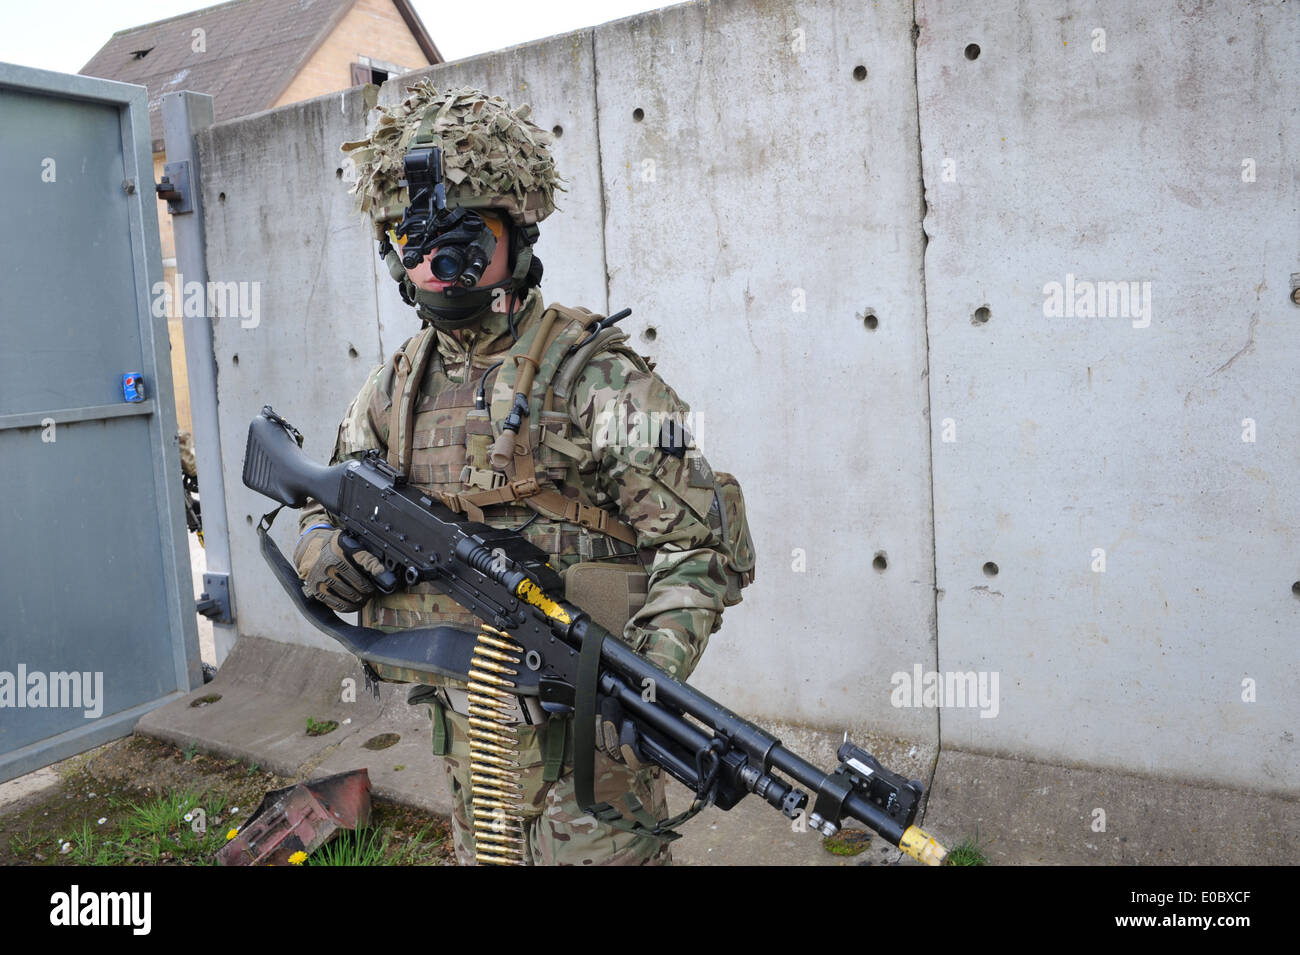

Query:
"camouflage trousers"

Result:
[[435, 705, 672, 866]]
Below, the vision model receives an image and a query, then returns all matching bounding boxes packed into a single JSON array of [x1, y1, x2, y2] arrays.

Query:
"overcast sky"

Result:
[[0, 0, 665, 74]]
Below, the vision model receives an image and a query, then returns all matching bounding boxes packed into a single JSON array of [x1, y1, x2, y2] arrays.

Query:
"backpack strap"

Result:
[[386, 326, 440, 474]]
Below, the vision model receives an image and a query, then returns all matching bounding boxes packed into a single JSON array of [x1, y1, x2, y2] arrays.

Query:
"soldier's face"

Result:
[[403, 214, 511, 291]]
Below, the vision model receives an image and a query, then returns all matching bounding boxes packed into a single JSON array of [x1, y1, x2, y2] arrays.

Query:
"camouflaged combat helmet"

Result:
[[341, 82, 564, 328]]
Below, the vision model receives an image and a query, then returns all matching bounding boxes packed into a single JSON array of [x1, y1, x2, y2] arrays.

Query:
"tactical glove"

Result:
[[293, 526, 386, 614], [594, 699, 646, 770]]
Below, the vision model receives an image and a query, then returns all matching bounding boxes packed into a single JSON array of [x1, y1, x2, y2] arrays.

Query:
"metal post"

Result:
[[161, 90, 237, 665]]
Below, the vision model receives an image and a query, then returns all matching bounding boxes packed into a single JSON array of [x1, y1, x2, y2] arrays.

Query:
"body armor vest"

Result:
[[360, 296, 647, 641]]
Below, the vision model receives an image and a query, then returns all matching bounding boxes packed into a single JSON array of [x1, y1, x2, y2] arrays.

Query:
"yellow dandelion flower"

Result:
[[288, 851, 308, 865], [225, 828, 239, 841]]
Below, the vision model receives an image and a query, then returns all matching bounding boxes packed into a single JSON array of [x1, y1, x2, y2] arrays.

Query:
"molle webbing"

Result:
[[446, 304, 640, 547], [387, 327, 441, 475], [488, 303, 564, 471]]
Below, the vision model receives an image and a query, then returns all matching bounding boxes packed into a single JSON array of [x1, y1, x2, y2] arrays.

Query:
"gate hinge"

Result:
[[156, 160, 193, 214], [197, 572, 233, 624]]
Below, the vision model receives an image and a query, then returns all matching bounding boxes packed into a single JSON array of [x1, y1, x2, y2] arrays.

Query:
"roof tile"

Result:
[[79, 0, 357, 150]]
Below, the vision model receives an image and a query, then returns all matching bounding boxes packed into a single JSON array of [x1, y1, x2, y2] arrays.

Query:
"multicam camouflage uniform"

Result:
[[297, 81, 750, 866], [300, 289, 740, 864]]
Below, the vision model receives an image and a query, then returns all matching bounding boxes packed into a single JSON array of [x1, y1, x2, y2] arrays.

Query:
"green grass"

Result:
[[2, 737, 453, 867], [307, 823, 444, 866], [305, 717, 339, 737], [385, 824, 444, 865], [944, 832, 991, 866], [307, 826, 391, 866], [7, 825, 42, 857], [60, 788, 233, 866], [41, 788, 448, 867]]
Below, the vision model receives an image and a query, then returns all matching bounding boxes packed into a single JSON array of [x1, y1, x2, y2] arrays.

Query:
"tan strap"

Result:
[[519, 425, 635, 544], [455, 477, 639, 547], [387, 349, 412, 471], [470, 303, 641, 547], [540, 427, 587, 460], [428, 488, 486, 523], [532, 487, 638, 546], [489, 307, 562, 470], [387, 329, 438, 474]]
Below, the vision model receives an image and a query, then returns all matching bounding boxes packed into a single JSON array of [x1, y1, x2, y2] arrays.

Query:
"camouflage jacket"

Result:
[[299, 288, 733, 682]]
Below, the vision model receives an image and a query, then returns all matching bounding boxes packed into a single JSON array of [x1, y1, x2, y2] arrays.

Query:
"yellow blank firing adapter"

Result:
[[899, 826, 949, 866]]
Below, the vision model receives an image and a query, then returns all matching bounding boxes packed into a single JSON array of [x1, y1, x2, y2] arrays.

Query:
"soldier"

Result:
[[292, 83, 753, 865]]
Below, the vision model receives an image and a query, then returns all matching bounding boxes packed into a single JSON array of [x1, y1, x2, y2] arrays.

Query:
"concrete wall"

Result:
[[915, 0, 1299, 796], [158, 0, 433, 434], [197, 0, 1299, 795]]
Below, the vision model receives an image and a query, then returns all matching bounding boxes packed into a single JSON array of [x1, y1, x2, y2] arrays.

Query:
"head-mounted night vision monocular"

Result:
[[393, 146, 497, 288]]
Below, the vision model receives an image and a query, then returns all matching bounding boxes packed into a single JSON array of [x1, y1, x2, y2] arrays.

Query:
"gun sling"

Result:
[[256, 508, 538, 695]]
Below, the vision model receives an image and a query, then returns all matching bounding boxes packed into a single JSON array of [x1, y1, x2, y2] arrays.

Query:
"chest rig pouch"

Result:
[[377, 303, 653, 658]]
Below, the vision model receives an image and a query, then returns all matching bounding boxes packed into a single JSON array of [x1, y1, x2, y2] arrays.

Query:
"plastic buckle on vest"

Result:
[[460, 465, 506, 491], [578, 504, 610, 534], [510, 476, 540, 497], [436, 491, 465, 514], [561, 500, 583, 525]]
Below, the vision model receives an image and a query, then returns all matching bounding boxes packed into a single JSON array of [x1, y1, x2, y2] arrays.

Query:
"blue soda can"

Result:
[[122, 373, 146, 402]]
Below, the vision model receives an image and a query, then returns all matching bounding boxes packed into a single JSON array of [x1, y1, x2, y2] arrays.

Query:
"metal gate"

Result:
[[0, 63, 201, 782]]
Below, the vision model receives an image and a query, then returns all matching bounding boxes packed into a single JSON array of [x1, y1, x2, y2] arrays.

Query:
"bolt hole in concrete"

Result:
[[873, 552, 887, 572], [971, 305, 991, 325], [983, 561, 999, 577], [232, 353, 239, 365], [348, 344, 359, 358], [1292, 581, 1300, 597], [335, 167, 343, 179], [632, 107, 645, 122], [853, 65, 867, 81], [218, 191, 226, 201], [552, 124, 563, 137], [863, 310, 879, 330], [642, 326, 657, 342], [362, 733, 400, 751], [245, 514, 253, 525], [965, 43, 981, 60]]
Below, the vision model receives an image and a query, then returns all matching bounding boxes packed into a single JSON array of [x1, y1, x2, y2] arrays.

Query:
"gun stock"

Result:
[[241, 406, 948, 865], [243, 408, 348, 510]]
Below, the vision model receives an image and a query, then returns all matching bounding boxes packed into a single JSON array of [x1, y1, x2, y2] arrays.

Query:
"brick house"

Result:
[[81, 0, 442, 432]]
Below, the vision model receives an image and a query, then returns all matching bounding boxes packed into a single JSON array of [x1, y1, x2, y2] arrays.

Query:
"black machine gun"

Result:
[[242, 406, 948, 865]]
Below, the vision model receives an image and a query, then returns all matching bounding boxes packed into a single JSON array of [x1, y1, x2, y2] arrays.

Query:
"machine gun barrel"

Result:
[[242, 407, 948, 865]]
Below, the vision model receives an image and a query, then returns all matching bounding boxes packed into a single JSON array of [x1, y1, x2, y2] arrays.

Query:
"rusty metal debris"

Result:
[[217, 769, 372, 866]]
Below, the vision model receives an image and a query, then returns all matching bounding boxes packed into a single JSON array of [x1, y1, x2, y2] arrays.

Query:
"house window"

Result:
[[352, 56, 407, 87]]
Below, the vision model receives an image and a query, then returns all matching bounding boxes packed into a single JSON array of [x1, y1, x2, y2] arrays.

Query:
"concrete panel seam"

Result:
[[588, 28, 611, 315], [370, 209, 385, 362], [910, 1, 943, 808]]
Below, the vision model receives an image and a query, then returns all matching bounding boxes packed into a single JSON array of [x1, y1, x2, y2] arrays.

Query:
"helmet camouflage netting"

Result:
[[341, 81, 564, 238]]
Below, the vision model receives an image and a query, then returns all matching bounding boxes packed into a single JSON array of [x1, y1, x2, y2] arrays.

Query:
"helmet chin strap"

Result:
[[380, 224, 540, 330]]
